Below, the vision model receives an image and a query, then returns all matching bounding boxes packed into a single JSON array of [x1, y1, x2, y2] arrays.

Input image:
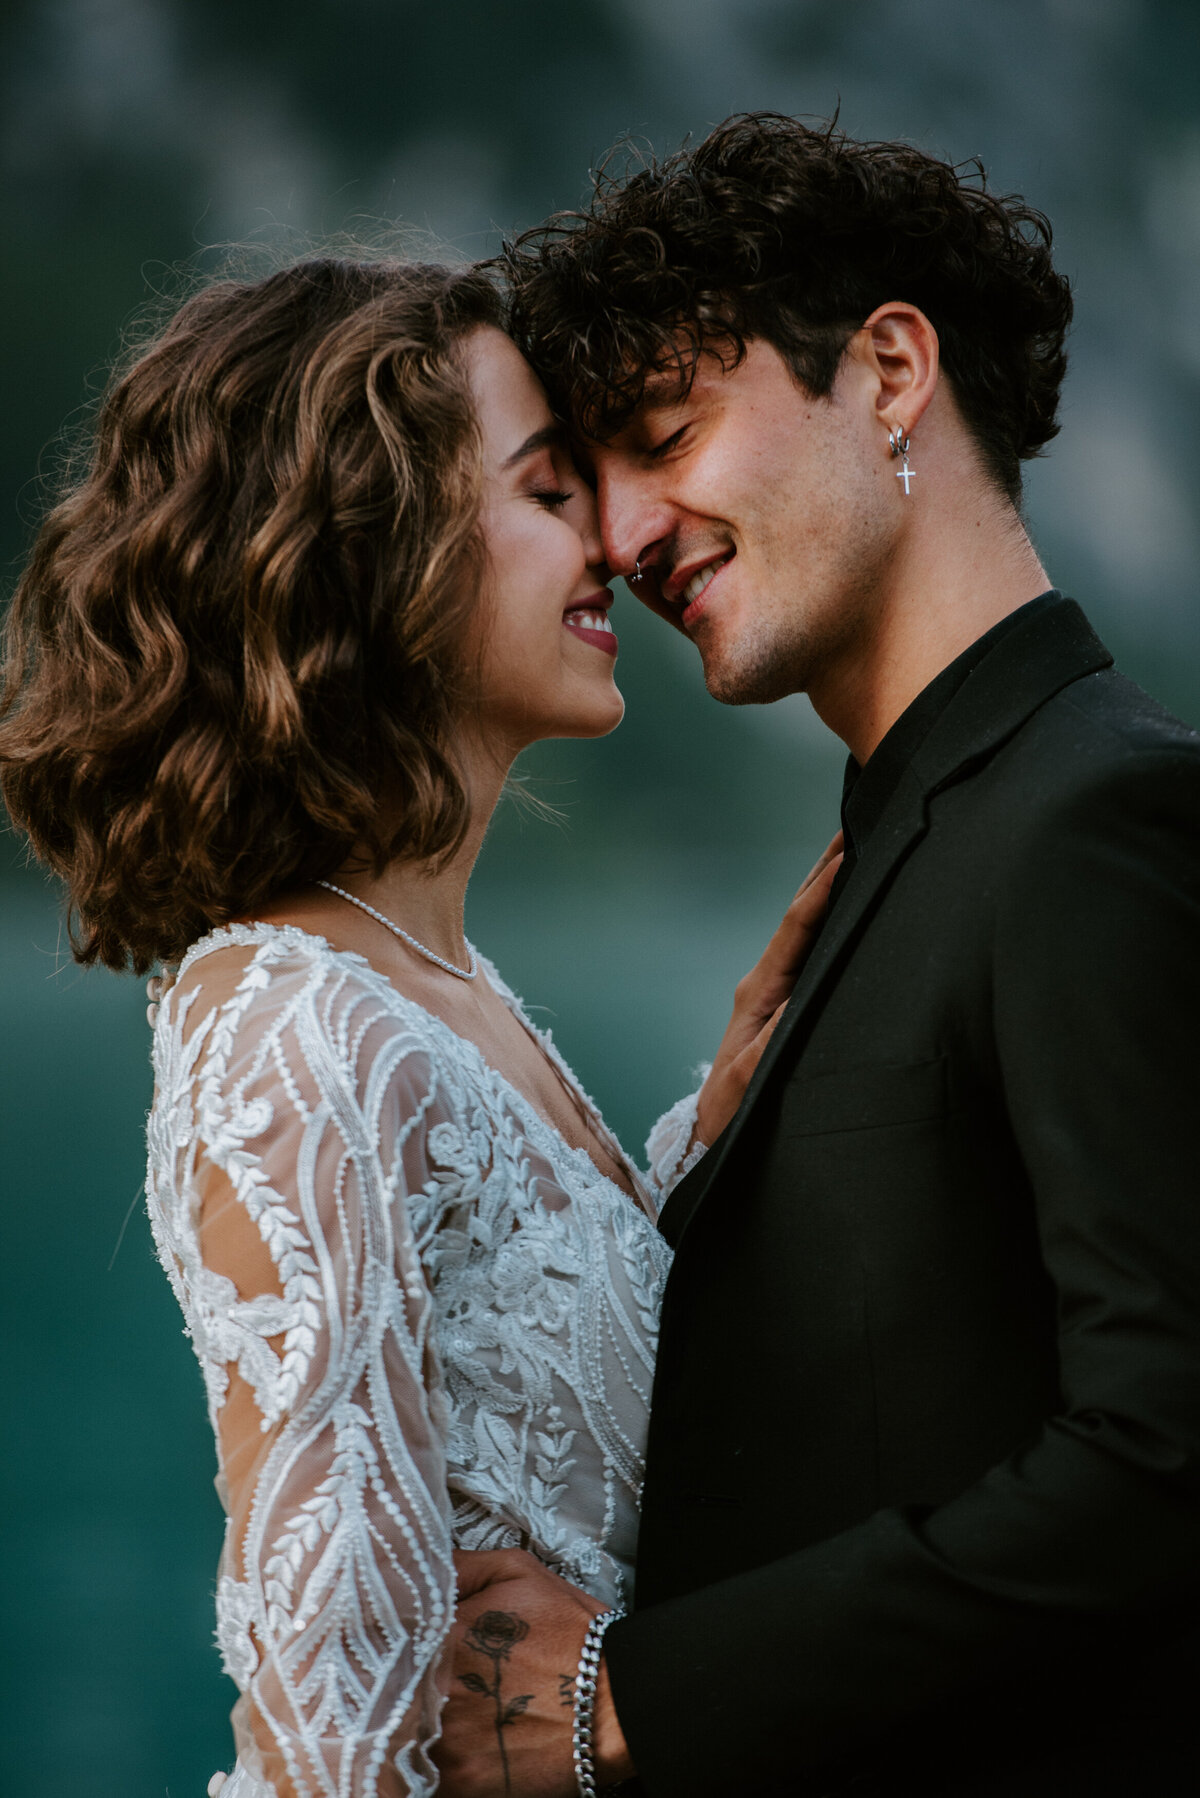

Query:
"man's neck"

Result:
[[813, 479, 1051, 765]]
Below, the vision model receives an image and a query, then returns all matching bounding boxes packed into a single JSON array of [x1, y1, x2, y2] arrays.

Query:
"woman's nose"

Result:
[[574, 485, 610, 579]]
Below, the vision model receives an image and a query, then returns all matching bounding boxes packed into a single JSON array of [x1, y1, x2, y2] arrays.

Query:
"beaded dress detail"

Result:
[[145, 922, 697, 1797]]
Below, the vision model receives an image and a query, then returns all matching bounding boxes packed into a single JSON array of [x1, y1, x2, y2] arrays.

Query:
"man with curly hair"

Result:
[[437, 115, 1200, 1796]]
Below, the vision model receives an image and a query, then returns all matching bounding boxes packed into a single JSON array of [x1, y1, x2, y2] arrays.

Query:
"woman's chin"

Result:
[[531, 687, 625, 744], [575, 686, 625, 739]]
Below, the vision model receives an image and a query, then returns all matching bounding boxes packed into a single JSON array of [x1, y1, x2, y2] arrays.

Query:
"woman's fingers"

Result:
[[753, 851, 843, 995], [792, 831, 845, 899], [697, 830, 845, 1144], [758, 834, 845, 987], [762, 995, 789, 1041], [726, 999, 789, 1086]]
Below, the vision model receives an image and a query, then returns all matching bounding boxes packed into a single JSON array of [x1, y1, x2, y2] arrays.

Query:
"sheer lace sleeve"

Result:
[[643, 1070, 710, 1209], [146, 929, 456, 1798]]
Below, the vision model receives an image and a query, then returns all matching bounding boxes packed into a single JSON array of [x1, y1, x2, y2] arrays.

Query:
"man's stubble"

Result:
[[694, 493, 896, 716]]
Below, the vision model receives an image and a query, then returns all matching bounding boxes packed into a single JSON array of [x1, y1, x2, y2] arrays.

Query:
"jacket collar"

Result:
[[658, 597, 1113, 1250]]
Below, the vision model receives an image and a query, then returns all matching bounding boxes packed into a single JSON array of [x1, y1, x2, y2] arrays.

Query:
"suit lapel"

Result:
[[659, 767, 929, 1247], [658, 599, 1113, 1251]]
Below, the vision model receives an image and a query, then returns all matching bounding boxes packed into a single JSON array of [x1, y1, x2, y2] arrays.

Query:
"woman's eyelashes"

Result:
[[531, 486, 575, 511], [523, 450, 577, 512]]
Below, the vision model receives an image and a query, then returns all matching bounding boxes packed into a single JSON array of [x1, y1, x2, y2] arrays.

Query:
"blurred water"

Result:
[[0, 883, 227, 1793]]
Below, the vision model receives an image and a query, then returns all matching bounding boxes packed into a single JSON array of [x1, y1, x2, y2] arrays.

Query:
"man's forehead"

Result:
[[571, 360, 704, 455], [636, 337, 733, 408]]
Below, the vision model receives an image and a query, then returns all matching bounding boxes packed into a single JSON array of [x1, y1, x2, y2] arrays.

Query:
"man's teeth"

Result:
[[565, 611, 613, 633], [682, 558, 727, 607]]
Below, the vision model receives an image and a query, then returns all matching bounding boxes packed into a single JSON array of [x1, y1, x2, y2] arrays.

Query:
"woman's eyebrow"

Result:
[[502, 422, 566, 470]]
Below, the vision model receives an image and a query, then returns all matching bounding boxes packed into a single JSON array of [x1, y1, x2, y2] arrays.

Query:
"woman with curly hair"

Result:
[[0, 254, 834, 1796]]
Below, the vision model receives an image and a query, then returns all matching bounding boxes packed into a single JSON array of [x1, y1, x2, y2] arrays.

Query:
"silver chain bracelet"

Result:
[[572, 1607, 624, 1797]]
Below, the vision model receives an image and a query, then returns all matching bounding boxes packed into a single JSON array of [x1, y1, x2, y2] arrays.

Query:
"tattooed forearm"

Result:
[[558, 1671, 576, 1707], [459, 1610, 534, 1796]]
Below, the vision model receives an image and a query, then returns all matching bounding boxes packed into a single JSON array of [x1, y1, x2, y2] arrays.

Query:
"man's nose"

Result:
[[596, 467, 673, 581]]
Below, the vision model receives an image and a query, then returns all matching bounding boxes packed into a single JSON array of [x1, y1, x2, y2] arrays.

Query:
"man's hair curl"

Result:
[[0, 257, 503, 972], [503, 113, 1073, 500]]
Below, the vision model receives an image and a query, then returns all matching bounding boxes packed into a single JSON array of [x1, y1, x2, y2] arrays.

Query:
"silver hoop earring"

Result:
[[633, 559, 643, 582], [888, 424, 915, 496]]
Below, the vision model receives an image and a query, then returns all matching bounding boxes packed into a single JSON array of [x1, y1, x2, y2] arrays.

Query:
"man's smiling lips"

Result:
[[666, 549, 736, 628], [562, 592, 618, 656]]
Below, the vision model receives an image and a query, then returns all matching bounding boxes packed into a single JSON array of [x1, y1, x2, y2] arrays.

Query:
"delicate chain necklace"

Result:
[[316, 880, 478, 980]]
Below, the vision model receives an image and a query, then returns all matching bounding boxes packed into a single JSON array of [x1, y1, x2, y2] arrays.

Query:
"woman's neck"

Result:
[[330, 738, 507, 969]]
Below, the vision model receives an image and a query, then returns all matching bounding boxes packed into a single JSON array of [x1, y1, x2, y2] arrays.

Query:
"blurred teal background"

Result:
[[2, 1, 1198, 1791]]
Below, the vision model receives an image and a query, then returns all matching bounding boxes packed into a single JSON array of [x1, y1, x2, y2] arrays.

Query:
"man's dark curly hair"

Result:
[[503, 113, 1073, 502]]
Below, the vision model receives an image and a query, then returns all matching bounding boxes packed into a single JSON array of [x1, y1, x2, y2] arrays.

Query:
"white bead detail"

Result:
[[316, 879, 478, 980], [146, 920, 683, 1792]]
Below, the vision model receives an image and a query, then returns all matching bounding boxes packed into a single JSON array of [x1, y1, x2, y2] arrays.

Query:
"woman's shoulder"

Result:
[[152, 923, 491, 1178], [165, 919, 362, 1015], [159, 919, 454, 1075]]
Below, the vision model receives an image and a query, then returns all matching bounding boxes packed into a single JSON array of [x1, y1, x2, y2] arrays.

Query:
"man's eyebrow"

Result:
[[502, 422, 565, 471], [637, 374, 689, 410]]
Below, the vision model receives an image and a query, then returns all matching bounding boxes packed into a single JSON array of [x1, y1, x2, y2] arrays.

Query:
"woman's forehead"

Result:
[[462, 326, 556, 472]]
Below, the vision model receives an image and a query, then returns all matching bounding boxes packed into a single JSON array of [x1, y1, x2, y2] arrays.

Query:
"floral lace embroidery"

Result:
[[146, 922, 684, 1796]]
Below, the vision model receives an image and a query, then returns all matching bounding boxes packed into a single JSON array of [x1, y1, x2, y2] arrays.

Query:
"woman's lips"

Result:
[[563, 601, 618, 657]]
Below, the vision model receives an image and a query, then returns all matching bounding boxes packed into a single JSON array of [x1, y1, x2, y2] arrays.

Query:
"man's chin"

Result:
[[700, 646, 806, 707]]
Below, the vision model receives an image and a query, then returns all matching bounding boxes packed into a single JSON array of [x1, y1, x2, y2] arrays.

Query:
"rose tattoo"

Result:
[[458, 1609, 534, 1793]]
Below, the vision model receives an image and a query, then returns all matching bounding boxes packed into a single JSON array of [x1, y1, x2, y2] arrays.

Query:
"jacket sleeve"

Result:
[[605, 741, 1200, 1795]]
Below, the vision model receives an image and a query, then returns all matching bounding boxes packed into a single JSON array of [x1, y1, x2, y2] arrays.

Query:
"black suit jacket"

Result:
[[606, 599, 1200, 1795]]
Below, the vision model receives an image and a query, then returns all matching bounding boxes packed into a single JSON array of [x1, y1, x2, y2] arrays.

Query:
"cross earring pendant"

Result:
[[888, 424, 915, 496]]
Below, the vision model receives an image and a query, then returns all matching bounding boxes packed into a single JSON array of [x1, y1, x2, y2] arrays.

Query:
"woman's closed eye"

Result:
[[531, 486, 575, 512]]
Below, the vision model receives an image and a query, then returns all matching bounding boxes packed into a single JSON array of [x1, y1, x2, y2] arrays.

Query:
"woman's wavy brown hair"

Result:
[[0, 256, 503, 973]]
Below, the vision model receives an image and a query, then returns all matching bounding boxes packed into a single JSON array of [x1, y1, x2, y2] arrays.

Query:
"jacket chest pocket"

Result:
[[779, 1054, 949, 1138]]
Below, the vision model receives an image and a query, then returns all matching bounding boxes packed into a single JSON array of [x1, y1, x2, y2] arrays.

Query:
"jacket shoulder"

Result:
[[1059, 665, 1199, 746], [1000, 666, 1200, 800]]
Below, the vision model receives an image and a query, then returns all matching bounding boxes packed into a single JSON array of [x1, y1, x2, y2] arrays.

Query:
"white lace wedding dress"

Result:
[[145, 921, 701, 1798]]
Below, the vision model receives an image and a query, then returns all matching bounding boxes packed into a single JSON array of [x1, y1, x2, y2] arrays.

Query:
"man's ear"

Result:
[[855, 302, 940, 437]]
